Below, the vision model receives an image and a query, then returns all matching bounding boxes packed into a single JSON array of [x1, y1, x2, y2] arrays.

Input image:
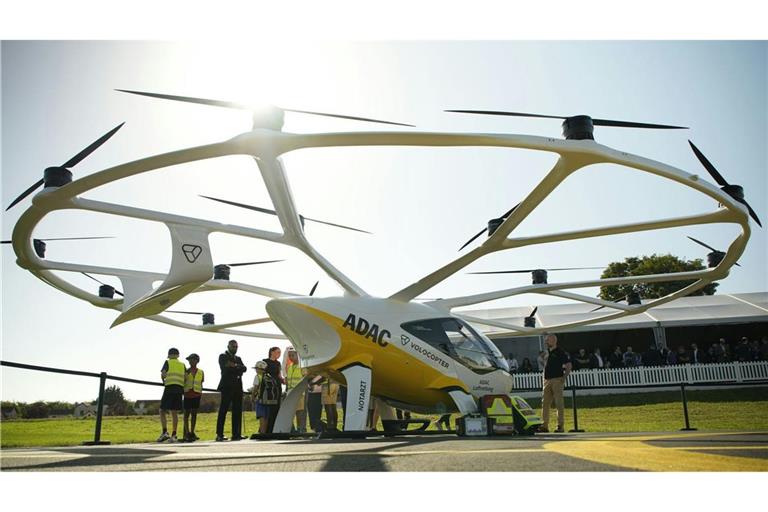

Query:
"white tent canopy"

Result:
[[462, 292, 768, 337]]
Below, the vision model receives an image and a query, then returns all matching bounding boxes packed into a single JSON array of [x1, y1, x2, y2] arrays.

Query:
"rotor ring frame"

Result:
[[10, 129, 750, 338]]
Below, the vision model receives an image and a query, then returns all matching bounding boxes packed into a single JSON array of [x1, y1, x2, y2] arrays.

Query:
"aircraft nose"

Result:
[[266, 298, 341, 367]]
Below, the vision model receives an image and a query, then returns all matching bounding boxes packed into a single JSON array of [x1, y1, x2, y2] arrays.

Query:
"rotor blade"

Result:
[[468, 269, 535, 275], [283, 108, 414, 127], [81, 272, 124, 297], [301, 216, 371, 234], [226, 259, 285, 267], [500, 203, 521, 219], [688, 140, 729, 187], [61, 122, 125, 168], [470, 266, 604, 274], [445, 110, 565, 120], [309, 281, 319, 296], [199, 195, 277, 216], [458, 227, 487, 252], [38, 236, 115, 242], [200, 195, 370, 234], [592, 119, 687, 129], [117, 89, 250, 110], [0, 240, 10, 244], [527, 306, 538, 318], [458, 202, 519, 252], [166, 310, 206, 315], [6, 178, 45, 211], [744, 201, 763, 228], [591, 297, 625, 312], [687, 236, 718, 253]]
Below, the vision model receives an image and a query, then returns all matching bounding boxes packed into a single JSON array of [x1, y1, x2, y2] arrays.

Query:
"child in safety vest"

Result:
[[159, 348, 186, 442], [183, 353, 204, 442]]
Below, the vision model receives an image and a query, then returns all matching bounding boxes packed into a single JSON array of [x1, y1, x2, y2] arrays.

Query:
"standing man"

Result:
[[183, 353, 204, 442], [158, 347, 186, 442], [284, 348, 307, 433], [540, 334, 571, 433], [216, 339, 247, 441]]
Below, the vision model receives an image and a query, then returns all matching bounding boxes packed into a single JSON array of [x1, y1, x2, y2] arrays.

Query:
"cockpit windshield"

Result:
[[401, 317, 509, 373]]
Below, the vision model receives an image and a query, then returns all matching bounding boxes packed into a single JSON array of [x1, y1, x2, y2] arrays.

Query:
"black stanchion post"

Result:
[[679, 383, 697, 431], [569, 387, 585, 432], [83, 372, 111, 445]]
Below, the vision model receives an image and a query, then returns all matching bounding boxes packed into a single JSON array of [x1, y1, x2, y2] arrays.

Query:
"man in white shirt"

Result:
[[506, 353, 519, 372]]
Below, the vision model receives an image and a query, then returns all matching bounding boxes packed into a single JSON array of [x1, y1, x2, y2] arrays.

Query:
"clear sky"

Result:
[[2, 41, 766, 402]]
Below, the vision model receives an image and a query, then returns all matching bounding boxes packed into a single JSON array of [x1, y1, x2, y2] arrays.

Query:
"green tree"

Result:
[[23, 401, 49, 419], [101, 385, 129, 416], [599, 254, 717, 301]]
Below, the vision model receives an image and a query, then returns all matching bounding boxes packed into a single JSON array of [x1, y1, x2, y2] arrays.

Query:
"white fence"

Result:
[[513, 361, 768, 390]]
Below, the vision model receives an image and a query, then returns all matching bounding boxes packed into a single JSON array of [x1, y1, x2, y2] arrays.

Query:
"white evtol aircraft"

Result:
[[6, 91, 756, 432]]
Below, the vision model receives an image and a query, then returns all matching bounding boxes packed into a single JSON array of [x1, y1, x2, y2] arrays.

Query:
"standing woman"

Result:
[[261, 347, 285, 433]]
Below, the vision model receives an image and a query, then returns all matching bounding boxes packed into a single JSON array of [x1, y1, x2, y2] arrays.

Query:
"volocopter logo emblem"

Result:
[[401, 335, 410, 346], [181, 244, 203, 263]]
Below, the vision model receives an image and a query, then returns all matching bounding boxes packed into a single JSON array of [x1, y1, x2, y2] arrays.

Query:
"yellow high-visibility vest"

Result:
[[164, 358, 186, 387], [286, 364, 303, 390], [184, 368, 204, 393]]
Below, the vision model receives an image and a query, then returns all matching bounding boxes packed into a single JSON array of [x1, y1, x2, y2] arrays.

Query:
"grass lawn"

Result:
[[1, 388, 766, 448]]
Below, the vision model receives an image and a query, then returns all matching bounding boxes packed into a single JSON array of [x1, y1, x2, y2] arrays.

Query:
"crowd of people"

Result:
[[156, 339, 367, 443], [506, 335, 768, 374]]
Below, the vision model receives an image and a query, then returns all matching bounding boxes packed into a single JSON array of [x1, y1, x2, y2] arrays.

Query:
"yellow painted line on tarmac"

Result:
[[543, 432, 768, 472]]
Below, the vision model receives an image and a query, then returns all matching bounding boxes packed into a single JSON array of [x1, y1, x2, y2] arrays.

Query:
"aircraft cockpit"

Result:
[[401, 317, 509, 373]]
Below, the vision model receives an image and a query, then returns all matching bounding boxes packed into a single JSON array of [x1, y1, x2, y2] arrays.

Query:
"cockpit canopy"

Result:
[[401, 317, 509, 373]]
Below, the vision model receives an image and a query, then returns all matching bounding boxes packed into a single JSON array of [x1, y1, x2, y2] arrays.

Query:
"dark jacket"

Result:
[[217, 351, 246, 392]]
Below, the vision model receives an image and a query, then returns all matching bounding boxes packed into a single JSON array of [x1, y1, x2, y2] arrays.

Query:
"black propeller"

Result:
[[200, 195, 371, 234], [166, 310, 206, 315], [469, 266, 603, 275], [590, 298, 625, 313], [459, 203, 520, 251], [309, 281, 319, 297], [687, 236, 740, 267], [445, 110, 686, 141], [117, 89, 415, 128], [1, 236, 114, 244], [523, 306, 538, 327], [224, 259, 284, 267], [6, 123, 125, 211], [81, 272, 124, 297], [688, 141, 762, 228]]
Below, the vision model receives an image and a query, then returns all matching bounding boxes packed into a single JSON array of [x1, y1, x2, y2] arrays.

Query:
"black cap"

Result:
[[186, 353, 200, 361], [168, 347, 180, 356]]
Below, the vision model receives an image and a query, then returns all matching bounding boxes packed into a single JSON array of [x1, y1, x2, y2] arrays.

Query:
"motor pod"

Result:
[[707, 251, 726, 268], [213, 264, 231, 280], [561, 115, 595, 140], [202, 313, 215, 325], [531, 269, 548, 284], [98, 285, 116, 298], [43, 166, 73, 188]]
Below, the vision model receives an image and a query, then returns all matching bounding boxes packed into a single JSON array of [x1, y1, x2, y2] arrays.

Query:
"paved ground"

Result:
[[2, 431, 766, 471]]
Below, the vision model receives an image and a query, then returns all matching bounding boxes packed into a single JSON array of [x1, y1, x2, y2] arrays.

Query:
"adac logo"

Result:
[[182, 244, 203, 263], [342, 314, 390, 347], [401, 335, 410, 346]]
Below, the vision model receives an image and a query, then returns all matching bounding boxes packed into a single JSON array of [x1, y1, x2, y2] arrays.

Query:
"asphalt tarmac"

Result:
[[2, 431, 766, 472]]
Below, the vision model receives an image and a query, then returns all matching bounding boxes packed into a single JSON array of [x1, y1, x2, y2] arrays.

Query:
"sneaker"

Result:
[[184, 433, 195, 442], [554, 427, 565, 433], [193, 433, 200, 441], [231, 435, 245, 441], [216, 435, 228, 442], [156, 432, 171, 442], [169, 435, 178, 443]]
